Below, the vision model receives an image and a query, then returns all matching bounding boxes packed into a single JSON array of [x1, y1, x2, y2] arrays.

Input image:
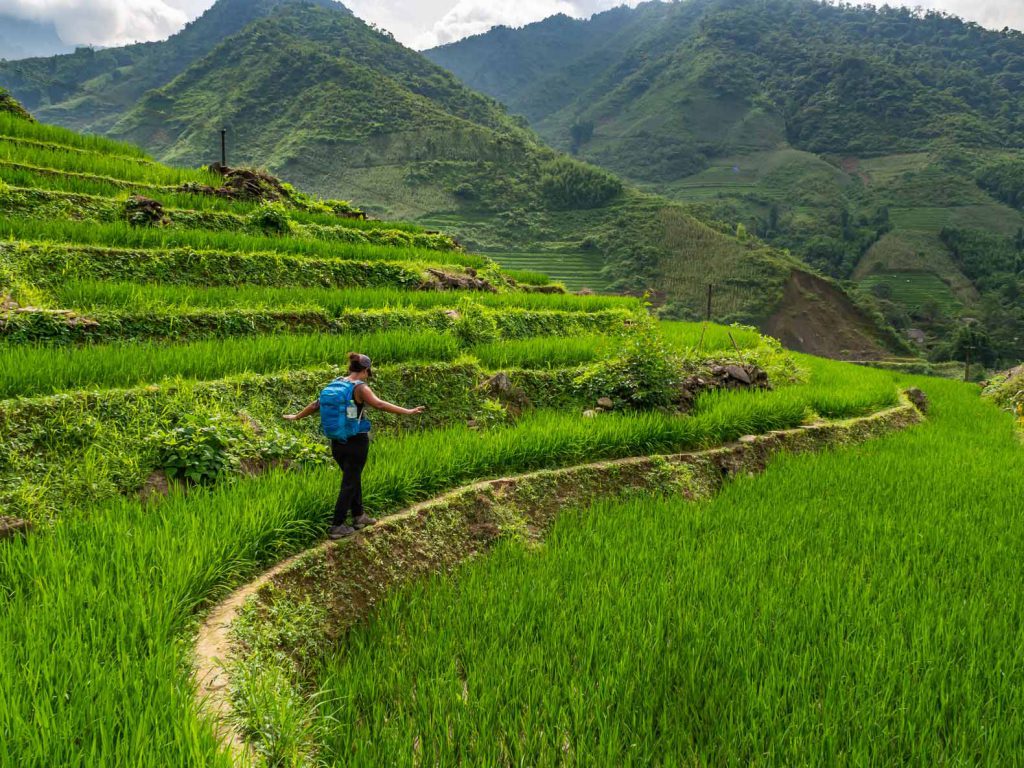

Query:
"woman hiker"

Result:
[[283, 353, 425, 540]]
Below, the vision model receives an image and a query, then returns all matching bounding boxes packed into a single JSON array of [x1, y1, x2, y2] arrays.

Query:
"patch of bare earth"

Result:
[[763, 270, 891, 361]]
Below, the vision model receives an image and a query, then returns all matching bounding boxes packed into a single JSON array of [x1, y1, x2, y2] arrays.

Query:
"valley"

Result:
[[0, 2, 1022, 765]]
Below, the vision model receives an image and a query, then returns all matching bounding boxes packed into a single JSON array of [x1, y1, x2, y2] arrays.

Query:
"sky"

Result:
[[1, 0, 1023, 50]]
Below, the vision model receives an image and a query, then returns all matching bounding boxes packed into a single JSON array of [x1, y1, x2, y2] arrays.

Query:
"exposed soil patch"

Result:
[[763, 270, 891, 360], [0, 516, 30, 541], [425, 268, 497, 292]]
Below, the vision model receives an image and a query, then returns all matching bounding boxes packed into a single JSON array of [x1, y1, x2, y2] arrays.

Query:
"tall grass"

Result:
[[0, 332, 460, 398], [0, 217, 485, 267], [54, 281, 640, 314], [0, 137, 216, 186], [471, 336, 606, 369], [0, 370, 903, 767], [310, 377, 1024, 765], [659, 320, 763, 352], [0, 113, 149, 158]]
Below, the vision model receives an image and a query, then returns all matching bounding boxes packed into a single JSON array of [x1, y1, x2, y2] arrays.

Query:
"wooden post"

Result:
[[964, 344, 972, 382], [706, 283, 713, 322], [220, 128, 227, 166]]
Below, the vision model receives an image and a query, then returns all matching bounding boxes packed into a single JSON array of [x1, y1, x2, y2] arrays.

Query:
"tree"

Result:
[[569, 120, 595, 155]]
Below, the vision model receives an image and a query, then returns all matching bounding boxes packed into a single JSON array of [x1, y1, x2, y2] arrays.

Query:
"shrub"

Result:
[[151, 414, 244, 484], [538, 157, 623, 210], [250, 203, 294, 234], [575, 328, 679, 409]]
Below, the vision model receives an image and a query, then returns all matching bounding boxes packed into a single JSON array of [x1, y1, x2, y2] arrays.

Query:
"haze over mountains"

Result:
[[2, 0, 1021, 362], [0, 15, 73, 60]]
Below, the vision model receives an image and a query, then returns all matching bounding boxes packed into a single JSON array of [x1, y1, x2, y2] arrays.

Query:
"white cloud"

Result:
[[0, 0, 189, 46], [0, 0, 1022, 51], [893, 0, 1024, 31], [414, 0, 582, 48]]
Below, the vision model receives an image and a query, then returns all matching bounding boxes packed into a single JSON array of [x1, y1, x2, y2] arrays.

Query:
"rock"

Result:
[[481, 372, 513, 395], [235, 410, 264, 436], [582, 409, 599, 419], [139, 470, 172, 504], [444, 309, 462, 321], [738, 435, 758, 444], [479, 373, 531, 417], [209, 164, 288, 202], [576, 288, 595, 296], [724, 365, 752, 385], [125, 195, 169, 227], [905, 387, 929, 414], [523, 285, 565, 295], [0, 516, 30, 542], [425, 268, 497, 292], [596, 397, 614, 410]]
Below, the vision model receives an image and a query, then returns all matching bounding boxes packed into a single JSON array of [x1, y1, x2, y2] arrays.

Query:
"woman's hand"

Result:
[[406, 406, 426, 415], [282, 413, 301, 421]]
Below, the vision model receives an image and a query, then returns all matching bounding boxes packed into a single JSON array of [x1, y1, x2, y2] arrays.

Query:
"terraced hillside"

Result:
[[5, 110, 1024, 768], [0, 1, 902, 358]]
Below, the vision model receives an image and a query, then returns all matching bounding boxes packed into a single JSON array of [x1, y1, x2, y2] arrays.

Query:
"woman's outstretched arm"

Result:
[[283, 400, 320, 421], [359, 386, 425, 416]]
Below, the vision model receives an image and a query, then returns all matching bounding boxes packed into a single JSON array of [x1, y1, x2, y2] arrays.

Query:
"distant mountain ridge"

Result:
[[0, 0, 342, 134], [427, 0, 1024, 365]]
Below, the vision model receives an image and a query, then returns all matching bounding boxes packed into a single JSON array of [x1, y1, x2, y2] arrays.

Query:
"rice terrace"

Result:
[[1, 0, 1024, 766]]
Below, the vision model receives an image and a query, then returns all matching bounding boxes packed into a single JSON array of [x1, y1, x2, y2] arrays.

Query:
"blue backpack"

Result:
[[319, 378, 371, 442]]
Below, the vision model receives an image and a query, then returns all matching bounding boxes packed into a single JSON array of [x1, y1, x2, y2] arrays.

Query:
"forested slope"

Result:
[[0, 0, 901, 357], [428, 0, 1024, 365]]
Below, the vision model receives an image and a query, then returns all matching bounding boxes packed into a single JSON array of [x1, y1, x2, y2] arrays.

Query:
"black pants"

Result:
[[330, 434, 370, 526]]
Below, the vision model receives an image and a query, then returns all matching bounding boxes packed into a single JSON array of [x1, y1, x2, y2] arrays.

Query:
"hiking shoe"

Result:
[[353, 514, 378, 530], [327, 524, 356, 540]]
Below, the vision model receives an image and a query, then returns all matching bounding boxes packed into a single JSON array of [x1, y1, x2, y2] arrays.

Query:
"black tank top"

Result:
[[351, 379, 367, 419]]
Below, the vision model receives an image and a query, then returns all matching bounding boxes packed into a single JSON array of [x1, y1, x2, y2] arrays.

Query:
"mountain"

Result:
[[428, 0, 1024, 366], [0, 0, 331, 134], [0, 0, 902, 359], [0, 15, 73, 61]]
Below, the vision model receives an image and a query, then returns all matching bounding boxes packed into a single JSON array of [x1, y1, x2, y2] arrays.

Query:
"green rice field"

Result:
[[309, 376, 1024, 766], [487, 251, 610, 291], [2, 84, 1022, 768]]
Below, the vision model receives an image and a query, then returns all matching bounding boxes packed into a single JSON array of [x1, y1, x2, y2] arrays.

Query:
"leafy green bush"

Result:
[[452, 299, 499, 345], [152, 414, 244, 484], [575, 328, 679, 409], [538, 157, 623, 210], [250, 203, 294, 235]]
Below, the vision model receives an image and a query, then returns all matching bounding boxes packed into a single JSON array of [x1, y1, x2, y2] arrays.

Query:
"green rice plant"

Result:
[[0, 137, 217, 186], [0, 331, 460, 398], [0, 112, 149, 158], [0, 217, 485, 267], [659, 320, 764, 353], [0, 363, 904, 767], [0, 163, 428, 233], [52, 281, 640, 315], [503, 268, 552, 286], [308, 376, 1024, 766], [470, 336, 608, 369]]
